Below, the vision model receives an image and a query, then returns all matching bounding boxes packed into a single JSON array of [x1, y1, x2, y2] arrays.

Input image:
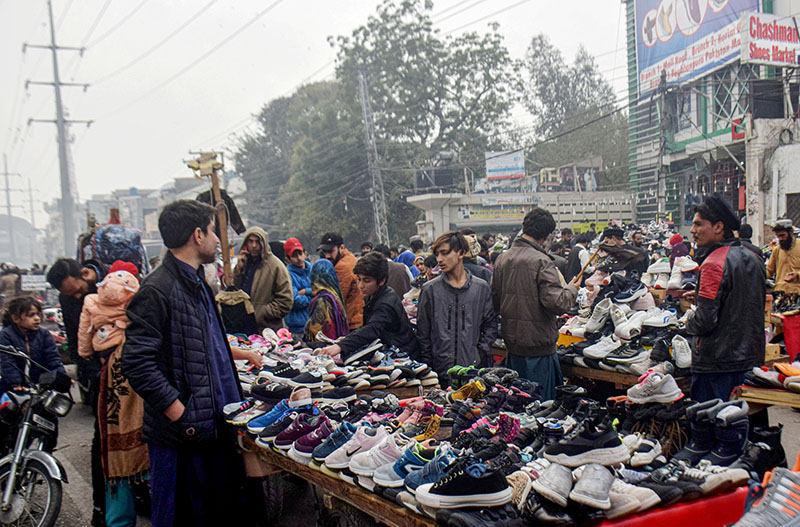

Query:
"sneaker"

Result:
[[610, 478, 661, 513], [246, 399, 292, 434], [626, 372, 683, 404], [702, 400, 750, 466], [316, 386, 357, 403], [642, 307, 678, 327], [415, 461, 513, 509], [291, 418, 336, 459], [273, 413, 329, 450], [673, 255, 699, 272], [615, 311, 648, 340], [583, 335, 622, 359], [222, 399, 256, 419], [647, 258, 671, 274], [324, 425, 389, 470], [570, 463, 614, 510], [604, 344, 649, 365], [585, 298, 612, 334], [350, 433, 415, 476], [530, 462, 573, 507], [256, 406, 318, 444], [671, 335, 692, 369], [506, 471, 533, 511], [250, 382, 293, 403], [404, 449, 459, 494], [610, 303, 628, 329], [373, 444, 436, 488], [312, 422, 357, 463], [653, 273, 669, 289], [288, 386, 313, 407], [413, 414, 441, 442], [344, 339, 383, 365], [447, 379, 486, 403], [631, 439, 662, 467], [445, 503, 522, 526], [287, 371, 324, 389], [730, 468, 800, 527], [543, 420, 629, 467], [615, 281, 648, 303]]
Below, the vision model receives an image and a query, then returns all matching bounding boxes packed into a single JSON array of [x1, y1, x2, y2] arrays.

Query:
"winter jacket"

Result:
[[686, 239, 766, 374], [464, 259, 492, 283], [334, 249, 364, 329], [491, 237, 578, 358], [0, 325, 64, 392], [122, 252, 242, 447], [387, 260, 412, 297], [767, 238, 800, 294], [417, 271, 498, 379], [565, 243, 589, 281], [285, 261, 312, 334], [338, 285, 419, 360], [233, 227, 293, 333], [78, 269, 139, 357]]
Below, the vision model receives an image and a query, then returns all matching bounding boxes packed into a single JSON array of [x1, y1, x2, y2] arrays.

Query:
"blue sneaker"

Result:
[[311, 422, 357, 463], [404, 448, 459, 494], [246, 399, 291, 434], [373, 444, 436, 488]]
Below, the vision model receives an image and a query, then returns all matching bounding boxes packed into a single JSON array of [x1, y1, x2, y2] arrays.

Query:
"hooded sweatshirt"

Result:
[[233, 227, 293, 333]]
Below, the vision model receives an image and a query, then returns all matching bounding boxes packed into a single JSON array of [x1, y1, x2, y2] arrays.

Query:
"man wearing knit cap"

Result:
[[684, 194, 766, 402], [669, 233, 690, 266]]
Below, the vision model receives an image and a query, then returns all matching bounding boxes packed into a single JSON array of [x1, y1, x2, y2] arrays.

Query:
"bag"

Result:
[[79, 224, 149, 274]]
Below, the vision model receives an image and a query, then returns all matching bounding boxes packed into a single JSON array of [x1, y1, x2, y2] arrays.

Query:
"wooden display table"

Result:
[[732, 384, 800, 411], [244, 438, 434, 527], [562, 363, 691, 392]]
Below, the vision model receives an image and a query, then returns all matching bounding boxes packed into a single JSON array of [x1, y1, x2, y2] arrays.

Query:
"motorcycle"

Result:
[[0, 345, 72, 527]]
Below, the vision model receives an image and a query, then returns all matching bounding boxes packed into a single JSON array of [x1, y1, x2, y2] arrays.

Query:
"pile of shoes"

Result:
[[641, 256, 699, 290], [744, 361, 800, 394]]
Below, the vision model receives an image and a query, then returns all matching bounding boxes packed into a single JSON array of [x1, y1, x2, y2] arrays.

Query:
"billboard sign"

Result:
[[635, 0, 759, 96], [740, 11, 800, 67], [485, 150, 525, 181]]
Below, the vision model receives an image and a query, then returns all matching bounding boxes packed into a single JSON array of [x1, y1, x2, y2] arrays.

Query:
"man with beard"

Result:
[[123, 200, 246, 526], [767, 219, 800, 294], [684, 195, 766, 402], [319, 232, 363, 329], [631, 231, 645, 248]]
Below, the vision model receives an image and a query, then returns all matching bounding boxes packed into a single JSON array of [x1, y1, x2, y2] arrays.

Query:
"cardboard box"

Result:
[[766, 343, 782, 362], [650, 289, 666, 304]]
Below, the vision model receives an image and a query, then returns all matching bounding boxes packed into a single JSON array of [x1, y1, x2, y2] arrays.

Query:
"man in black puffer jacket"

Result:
[[685, 195, 766, 402], [122, 200, 244, 527]]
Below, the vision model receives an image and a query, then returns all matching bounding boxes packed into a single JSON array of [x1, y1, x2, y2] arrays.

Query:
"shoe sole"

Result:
[[319, 464, 342, 479], [414, 484, 513, 509], [285, 379, 324, 389], [287, 447, 312, 465], [530, 479, 568, 507], [314, 394, 357, 403], [344, 342, 383, 365], [544, 443, 630, 467], [372, 475, 406, 488], [570, 488, 611, 510]]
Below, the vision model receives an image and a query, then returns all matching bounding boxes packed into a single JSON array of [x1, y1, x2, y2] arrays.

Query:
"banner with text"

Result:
[[740, 11, 800, 67], [635, 0, 759, 96], [485, 150, 525, 181]]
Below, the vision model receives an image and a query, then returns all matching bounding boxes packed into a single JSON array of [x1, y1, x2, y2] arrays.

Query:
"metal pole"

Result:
[[46, 0, 76, 257], [357, 71, 389, 244], [3, 155, 14, 262], [28, 179, 35, 265], [657, 70, 667, 222]]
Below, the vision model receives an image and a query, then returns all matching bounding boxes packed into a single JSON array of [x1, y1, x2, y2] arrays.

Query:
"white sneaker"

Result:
[[585, 298, 612, 333], [647, 258, 671, 274], [673, 256, 699, 272], [671, 335, 692, 368], [626, 372, 682, 404], [642, 307, 678, 327], [615, 311, 647, 340], [640, 272, 655, 287], [653, 273, 669, 289], [618, 353, 652, 375], [667, 264, 683, 290], [576, 288, 591, 309], [610, 304, 628, 329], [584, 335, 623, 359], [559, 316, 587, 335]]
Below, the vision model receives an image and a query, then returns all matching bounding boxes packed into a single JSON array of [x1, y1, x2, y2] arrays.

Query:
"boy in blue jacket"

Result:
[[284, 238, 312, 336]]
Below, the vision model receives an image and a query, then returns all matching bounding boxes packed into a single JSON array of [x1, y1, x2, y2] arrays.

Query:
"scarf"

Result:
[[304, 260, 348, 341]]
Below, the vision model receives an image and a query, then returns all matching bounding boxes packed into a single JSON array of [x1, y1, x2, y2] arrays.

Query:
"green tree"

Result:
[[521, 34, 628, 190]]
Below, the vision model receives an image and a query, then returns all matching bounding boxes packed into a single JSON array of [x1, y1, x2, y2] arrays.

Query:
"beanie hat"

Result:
[[109, 260, 139, 276], [669, 234, 683, 246]]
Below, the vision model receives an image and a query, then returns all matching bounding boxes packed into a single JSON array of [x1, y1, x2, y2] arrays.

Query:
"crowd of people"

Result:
[[0, 192, 795, 526]]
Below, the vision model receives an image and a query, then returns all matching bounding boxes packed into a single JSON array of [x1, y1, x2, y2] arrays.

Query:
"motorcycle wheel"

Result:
[[0, 459, 62, 527]]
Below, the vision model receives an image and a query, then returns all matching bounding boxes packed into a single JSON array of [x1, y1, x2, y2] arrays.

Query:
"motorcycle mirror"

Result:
[[38, 370, 72, 393]]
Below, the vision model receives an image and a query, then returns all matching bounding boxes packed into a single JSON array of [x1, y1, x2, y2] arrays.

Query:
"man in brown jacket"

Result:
[[491, 208, 580, 400], [319, 232, 363, 329], [234, 226, 293, 333]]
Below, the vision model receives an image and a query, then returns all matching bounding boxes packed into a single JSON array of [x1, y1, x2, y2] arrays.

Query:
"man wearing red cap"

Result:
[[284, 238, 312, 335]]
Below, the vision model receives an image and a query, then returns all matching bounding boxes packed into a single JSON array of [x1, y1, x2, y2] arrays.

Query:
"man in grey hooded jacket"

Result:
[[417, 231, 498, 384]]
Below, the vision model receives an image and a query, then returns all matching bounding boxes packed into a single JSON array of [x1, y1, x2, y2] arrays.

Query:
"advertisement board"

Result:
[[740, 11, 800, 67], [485, 150, 525, 181], [635, 0, 759, 96]]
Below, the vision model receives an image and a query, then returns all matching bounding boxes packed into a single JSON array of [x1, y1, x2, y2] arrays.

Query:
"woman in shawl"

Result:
[[304, 259, 349, 342]]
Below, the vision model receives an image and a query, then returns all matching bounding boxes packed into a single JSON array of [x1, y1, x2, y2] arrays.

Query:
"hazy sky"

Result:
[[0, 0, 626, 227]]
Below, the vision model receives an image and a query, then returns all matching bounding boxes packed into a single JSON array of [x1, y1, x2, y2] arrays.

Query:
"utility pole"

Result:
[[1, 155, 21, 261], [656, 70, 668, 222], [357, 71, 389, 244], [28, 179, 36, 265], [24, 0, 92, 257]]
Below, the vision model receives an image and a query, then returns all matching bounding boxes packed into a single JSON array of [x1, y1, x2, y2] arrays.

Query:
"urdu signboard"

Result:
[[635, 0, 759, 96]]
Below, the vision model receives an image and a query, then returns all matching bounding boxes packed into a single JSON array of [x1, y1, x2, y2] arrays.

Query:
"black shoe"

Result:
[[485, 448, 523, 476], [702, 400, 749, 466], [251, 382, 292, 402], [91, 508, 106, 527], [511, 425, 539, 450], [671, 399, 723, 464], [543, 419, 628, 467], [729, 439, 787, 480], [317, 386, 356, 403], [447, 504, 523, 527], [415, 460, 511, 508], [636, 480, 683, 506]]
